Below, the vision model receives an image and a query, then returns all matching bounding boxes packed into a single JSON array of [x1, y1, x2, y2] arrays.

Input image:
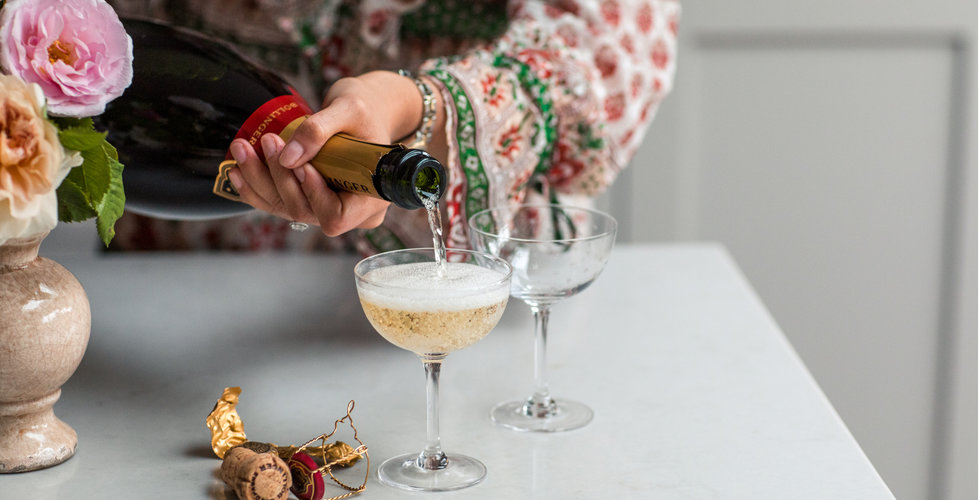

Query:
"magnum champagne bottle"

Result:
[[95, 18, 446, 220]]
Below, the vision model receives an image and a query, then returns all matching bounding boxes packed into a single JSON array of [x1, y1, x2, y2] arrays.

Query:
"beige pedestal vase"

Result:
[[0, 232, 91, 473]]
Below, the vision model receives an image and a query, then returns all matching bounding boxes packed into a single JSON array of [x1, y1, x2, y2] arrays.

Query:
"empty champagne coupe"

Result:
[[354, 248, 512, 491], [469, 204, 617, 432]]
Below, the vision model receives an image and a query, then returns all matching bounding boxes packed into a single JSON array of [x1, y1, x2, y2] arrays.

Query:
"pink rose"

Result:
[[0, 0, 133, 118]]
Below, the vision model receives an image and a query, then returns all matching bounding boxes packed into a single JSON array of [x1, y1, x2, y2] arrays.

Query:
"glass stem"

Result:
[[525, 304, 558, 418], [418, 357, 448, 470]]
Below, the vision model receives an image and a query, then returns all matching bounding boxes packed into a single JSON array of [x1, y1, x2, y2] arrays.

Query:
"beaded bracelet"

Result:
[[397, 69, 437, 150]]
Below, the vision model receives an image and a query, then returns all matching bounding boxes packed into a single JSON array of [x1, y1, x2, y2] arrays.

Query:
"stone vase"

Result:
[[0, 232, 91, 473]]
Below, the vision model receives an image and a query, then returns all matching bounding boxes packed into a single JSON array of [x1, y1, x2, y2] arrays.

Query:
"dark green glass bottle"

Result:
[[215, 130, 446, 210]]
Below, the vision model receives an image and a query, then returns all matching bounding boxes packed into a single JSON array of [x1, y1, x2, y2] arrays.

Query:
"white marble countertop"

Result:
[[2, 243, 894, 499]]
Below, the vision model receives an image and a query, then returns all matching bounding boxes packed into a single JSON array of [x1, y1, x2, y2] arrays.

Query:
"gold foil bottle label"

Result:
[[292, 132, 388, 200], [206, 386, 248, 459]]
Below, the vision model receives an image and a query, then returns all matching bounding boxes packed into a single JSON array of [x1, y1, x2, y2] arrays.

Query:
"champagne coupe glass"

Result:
[[354, 248, 512, 491], [468, 204, 617, 432]]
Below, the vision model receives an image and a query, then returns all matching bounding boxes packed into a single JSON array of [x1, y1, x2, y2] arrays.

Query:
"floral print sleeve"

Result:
[[417, 0, 680, 249]]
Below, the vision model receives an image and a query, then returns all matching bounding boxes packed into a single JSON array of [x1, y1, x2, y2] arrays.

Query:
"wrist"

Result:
[[353, 71, 423, 142], [395, 69, 437, 150]]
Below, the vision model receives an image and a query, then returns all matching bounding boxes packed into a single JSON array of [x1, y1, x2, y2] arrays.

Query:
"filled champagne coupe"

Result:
[[468, 204, 617, 432], [354, 248, 512, 491]]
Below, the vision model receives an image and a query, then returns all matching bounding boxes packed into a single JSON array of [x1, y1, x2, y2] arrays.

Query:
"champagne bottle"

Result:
[[95, 18, 446, 220]]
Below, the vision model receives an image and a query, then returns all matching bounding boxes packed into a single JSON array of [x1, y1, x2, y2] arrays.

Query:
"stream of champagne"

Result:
[[422, 195, 448, 277]]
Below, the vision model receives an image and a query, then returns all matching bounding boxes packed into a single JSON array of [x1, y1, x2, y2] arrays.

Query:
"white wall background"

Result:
[[43, 1, 977, 499], [598, 1, 977, 499]]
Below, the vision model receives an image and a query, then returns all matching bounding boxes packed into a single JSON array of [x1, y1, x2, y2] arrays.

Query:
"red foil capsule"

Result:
[[288, 451, 325, 500]]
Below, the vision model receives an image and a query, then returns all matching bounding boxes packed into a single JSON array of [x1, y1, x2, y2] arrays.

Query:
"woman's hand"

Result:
[[225, 71, 432, 236], [226, 132, 389, 236]]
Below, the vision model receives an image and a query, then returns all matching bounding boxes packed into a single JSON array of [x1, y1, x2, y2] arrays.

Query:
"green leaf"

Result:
[[77, 144, 114, 205], [59, 125, 107, 152], [56, 176, 97, 222], [52, 117, 99, 149], [51, 116, 89, 129], [93, 142, 126, 246], [54, 130, 126, 245], [51, 112, 127, 245]]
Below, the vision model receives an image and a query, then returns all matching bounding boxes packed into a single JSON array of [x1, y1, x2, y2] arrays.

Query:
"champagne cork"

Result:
[[220, 447, 252, 485], [220, 446, 292, 500]]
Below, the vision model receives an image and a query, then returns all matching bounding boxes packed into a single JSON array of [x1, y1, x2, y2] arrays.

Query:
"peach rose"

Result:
[[0, 74, 80, 244]]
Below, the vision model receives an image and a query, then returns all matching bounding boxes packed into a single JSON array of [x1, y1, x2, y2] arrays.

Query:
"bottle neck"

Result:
[[375, 149, 446, 210]]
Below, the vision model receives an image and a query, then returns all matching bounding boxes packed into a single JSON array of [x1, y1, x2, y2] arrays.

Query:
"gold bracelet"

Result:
[[397, 69, 436, 149]]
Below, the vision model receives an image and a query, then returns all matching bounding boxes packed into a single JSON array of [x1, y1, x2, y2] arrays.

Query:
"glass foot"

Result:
[[490, 399, 593, 432], [377, 452, 486, 492]]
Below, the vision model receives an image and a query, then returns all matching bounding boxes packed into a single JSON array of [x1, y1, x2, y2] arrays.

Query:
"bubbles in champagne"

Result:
[[357, 262, 510, 355], [358, 262, 508, 311]]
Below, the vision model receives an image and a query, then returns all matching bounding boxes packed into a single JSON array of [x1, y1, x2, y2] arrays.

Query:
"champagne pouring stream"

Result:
[[422, 195, 448, 276]]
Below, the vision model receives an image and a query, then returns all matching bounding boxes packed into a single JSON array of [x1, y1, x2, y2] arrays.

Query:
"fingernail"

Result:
[[228, 169, 242, 190], [229, 142, 247, 164], [279, 142, 303, 168], [293, 165, 306, 183], [260, 134, 280, 160]]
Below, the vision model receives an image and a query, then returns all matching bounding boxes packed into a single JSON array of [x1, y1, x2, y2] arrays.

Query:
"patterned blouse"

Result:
[[107, 0, 680, 253]]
